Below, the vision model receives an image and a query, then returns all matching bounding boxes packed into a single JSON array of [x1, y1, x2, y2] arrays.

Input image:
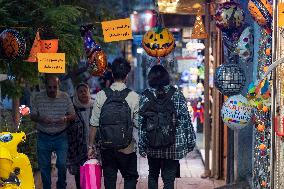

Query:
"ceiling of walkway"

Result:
[[158, 0, 206, 15]]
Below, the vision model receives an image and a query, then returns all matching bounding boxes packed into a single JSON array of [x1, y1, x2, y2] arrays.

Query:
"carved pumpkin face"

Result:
[[248, 0, 272, 28], [40, 39, 58, 53], [142, 27, 175, 58]]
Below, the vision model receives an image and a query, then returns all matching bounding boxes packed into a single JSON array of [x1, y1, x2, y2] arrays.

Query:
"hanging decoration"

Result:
[[221, 94, 253, 130], [81, 24, 107, 76], [248, 0, 272, 29], [214, 2, 245, 34], [24, 31, 41, 62], [190, 9, 208, 39], [252, 23, 272, 188], [0, 29, 26, 59], [214, 63, 246, 96], [40, 39, 58, 53], [235, 26, 254, 62], [142, 27, 175, 59]]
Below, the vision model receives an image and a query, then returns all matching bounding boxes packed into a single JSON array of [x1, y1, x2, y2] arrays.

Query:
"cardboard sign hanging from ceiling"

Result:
[[101, 18, 133, 42], [37, 53, 65, 73]]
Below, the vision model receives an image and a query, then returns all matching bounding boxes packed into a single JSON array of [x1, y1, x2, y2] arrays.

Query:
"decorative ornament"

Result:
[[257, 124, 265, 132], [19, 105, 30, 116], [248, 0, 272, 28], [40, 39, 58, 53], [265, 48, 271, 56], [214, 63, 246, 96], [81, 24, 106, 76], [262, 106, 268, 112], [24, 31, 41, 62], [189, 9, 207, 39], [221, 94, 253, 130], [236, 26, 254, 62], [259, 143, 266, 151], [0, 29, 26, 59], [88, 50, 107, 76], [215, 2, 245, 34], [142, 27, 175, 59]]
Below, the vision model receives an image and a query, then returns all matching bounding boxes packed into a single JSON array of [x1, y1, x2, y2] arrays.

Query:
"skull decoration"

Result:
[[142, 27, 175, 58]]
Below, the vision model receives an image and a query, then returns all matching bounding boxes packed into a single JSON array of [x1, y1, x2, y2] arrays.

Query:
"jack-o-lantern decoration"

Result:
[[215, 2, 245, 34], [0, 29, 26, 59], [88, 50, 107, 76], [40, 39, 58, 53], [142, 27, 175, 58], [248, 0, 272, 28]]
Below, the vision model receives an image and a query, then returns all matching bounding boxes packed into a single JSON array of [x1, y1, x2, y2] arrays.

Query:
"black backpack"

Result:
[[140, 86, 177, 149], [99, 88, 133, 150]]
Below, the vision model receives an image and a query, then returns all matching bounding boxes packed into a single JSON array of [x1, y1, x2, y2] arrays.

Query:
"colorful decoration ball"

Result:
[[265, 48, 271, 56], [257, 124, 265, 132], [248, 0, 272, 28], [262, 106, 268, 112], [221, 95, 252, 130], [19, 105, 30, 116], [215, 2, 245, 34], [142, 27, 175, 58], [236, 27, 253, 62], [214, 64, 246, 96], [0, 29, 26, 59]]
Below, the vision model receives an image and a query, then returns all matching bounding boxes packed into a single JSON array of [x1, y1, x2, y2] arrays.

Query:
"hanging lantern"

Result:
[[24, 31, 41, 62], [221, 94, 253, 130], [214, 63, 246, 96], [88, 50, 107, 76], [189, 9, 207, 39], [142, 27, 175, 58], [248, 0, 272, 28], [0, 29, 26, 59], [40, 39, 59, 53], [215, 2, 245, 34]]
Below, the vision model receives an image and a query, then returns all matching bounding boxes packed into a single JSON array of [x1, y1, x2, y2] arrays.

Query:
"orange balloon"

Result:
[[88, 50, 107, 76]]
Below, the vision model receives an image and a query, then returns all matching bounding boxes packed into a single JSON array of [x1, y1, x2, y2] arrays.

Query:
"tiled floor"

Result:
[[35, 149, 225, 189]]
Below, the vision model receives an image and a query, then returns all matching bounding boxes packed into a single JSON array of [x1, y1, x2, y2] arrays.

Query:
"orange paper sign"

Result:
[[37, 53, 65, 73], [279, 3, 284, 27], [101, 18, 132, 42]]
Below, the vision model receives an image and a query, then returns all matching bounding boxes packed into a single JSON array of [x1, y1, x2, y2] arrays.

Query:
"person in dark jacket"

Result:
[[139, 65, 196, 189]]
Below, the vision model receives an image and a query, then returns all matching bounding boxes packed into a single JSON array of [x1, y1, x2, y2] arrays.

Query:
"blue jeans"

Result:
[[37, 131, 68, 189]]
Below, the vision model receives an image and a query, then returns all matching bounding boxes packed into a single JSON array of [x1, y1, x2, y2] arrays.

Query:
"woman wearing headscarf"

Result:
[[67, 83, 94, 189]]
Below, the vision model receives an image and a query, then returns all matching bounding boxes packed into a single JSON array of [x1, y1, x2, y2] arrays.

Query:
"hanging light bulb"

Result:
[[189, 8, 208, 39]]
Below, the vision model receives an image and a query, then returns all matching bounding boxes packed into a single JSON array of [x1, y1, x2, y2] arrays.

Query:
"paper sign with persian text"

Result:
[[279, 3, 284, 27], [101, 18, 132, 42], [37, 53, 65, 73]]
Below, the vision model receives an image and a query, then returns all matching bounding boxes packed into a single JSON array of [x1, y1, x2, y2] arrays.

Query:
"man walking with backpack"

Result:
[[88, 57, 139, 189], [139, 65, 196, 189]]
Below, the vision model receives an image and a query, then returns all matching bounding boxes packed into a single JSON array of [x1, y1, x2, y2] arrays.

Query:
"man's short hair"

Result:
[[111, 57, 131, 80], [44, 74, 59, 85]]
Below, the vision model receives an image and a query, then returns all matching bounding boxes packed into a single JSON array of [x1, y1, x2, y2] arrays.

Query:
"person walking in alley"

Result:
[[67, 83, 94, 189], [30, 75, 76, 189], [88, 57, 139, 189], [139, 65, 196, 189]]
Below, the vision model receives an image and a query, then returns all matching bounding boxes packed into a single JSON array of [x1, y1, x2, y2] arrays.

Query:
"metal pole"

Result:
[[202, 0, 211, 178]]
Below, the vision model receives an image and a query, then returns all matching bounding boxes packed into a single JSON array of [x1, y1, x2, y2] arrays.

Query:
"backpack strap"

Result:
[[120, 88, 131, 100], [103, 88, 113, 98], [165, 86, 176, 101], [142, 89, 156, 102]]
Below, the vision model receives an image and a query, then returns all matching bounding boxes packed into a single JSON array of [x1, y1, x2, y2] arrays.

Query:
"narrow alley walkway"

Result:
[[35, 149, 225, 189]]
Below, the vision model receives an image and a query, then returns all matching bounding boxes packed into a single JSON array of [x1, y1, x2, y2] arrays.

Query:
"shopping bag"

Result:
[[80, 159, 102, 189]]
